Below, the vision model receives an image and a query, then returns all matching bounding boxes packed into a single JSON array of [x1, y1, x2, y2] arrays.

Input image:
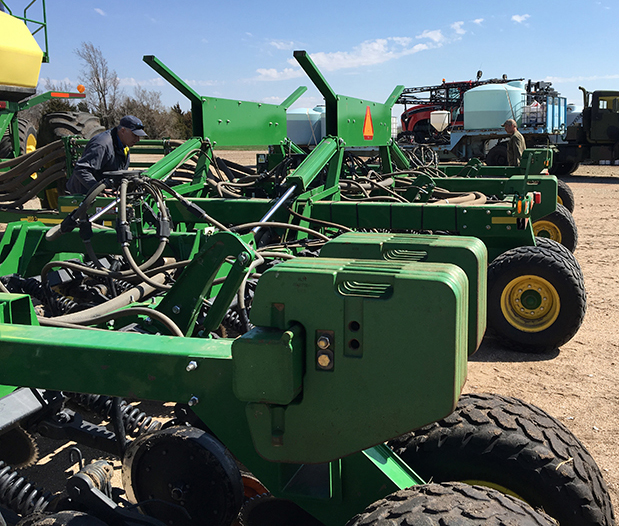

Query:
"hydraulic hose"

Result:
[[49, 273, 167, 325], [229, 221, 331, 242]]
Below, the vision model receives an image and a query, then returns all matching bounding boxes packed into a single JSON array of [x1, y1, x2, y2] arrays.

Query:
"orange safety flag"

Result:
[[363, 106, 374, 140]]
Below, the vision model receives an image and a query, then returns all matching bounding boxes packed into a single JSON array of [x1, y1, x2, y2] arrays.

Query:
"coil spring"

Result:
[[67, 394, 161, 438], [10, 276, 78, 314], [113, 279, 134, 295], [77, 461, 113, 498], [0, 461, 52, 516], [222, 309, 245, 335]]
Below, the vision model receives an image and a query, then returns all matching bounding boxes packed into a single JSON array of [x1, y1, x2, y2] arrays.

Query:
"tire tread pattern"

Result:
[[487, 244, 587, 352], [346, 482, 558, 525], [388, 393, 615, 526]]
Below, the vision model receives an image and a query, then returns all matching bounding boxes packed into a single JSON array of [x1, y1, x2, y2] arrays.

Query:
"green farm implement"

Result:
[[122, 51, 583, 354], [0, 203, 613, 526], [0, 51, 611, 526]]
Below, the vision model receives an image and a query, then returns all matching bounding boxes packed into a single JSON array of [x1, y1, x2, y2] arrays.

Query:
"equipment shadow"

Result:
[[470, 335, 560, 363], [561, 174, 619, 185]]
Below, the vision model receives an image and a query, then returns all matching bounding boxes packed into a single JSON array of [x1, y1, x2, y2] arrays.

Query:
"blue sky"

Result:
[[10, 0, 619, 114]]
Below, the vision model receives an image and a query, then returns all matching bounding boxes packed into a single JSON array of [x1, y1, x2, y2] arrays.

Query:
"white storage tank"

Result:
[[287, 106, 325, 146], [463, 83, 525, 130]]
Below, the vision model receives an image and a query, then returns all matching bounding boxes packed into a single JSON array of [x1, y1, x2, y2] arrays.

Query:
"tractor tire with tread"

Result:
[[346, 481, 557, 526], [387, 393, 615, 526], [557, 178, 575, 212], [38, 112, 104, 146], [0, 118, 37, 158], [485, 142, 508, 166], [487, 243, 586, 352], [533, 202, 578, 252], [550, 160, 580, 176]]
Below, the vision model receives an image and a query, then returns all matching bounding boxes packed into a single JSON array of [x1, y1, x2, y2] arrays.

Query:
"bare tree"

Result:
[[118, 86, 177, 139], [75, 42, 122, 128]]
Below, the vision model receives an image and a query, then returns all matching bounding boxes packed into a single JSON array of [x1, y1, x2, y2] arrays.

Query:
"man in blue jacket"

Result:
[[66, 115, 147, 194]]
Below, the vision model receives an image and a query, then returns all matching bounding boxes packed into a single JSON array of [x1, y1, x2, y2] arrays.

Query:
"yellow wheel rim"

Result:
[[557, 195, 564, 207], [500, 275, 560, 332], [25, 133, 37, 154], [462, 480, 525, 501], [532, 219, 562, 243]]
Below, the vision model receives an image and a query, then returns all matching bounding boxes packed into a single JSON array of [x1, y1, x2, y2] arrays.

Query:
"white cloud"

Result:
[[270, 40, 296, 51], [254, 27, 464, 81], [255, 67, 304, 81], [416, 29, 445, 43], [512, 14, 530, 23], [473, 18, 484, 25], [295, 38, 431, 74], [545, 74, 619, 83], [94, 8, 106, 16], [451, 21, 466, 35]]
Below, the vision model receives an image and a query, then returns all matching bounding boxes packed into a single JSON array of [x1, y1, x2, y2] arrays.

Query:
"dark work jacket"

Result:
[[506, 129, 526, 167], [66, 127, 129, 194]]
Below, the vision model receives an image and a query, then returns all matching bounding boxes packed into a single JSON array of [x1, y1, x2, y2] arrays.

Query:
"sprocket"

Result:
[[0, 425, 39, 468]]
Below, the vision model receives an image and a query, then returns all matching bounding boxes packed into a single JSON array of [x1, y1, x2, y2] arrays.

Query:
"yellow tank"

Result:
[[0, 10, 43, 89]]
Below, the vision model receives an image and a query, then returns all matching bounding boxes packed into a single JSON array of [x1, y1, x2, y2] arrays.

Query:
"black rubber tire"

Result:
[[485, 142, 508, 166], [387, 393, 615, 526], [0, 129, 11, 158], [38, 112, 104, 146], [18, 119, 37, 156], [557, 178, 575, 212], [487, 243, 586, 352], [534, 236, 582, 275], [0, 118, 37, 158], [533, 202, 578, 252], [550, 160, 579, 176], [122, 426, 243, 526], [346, 482, 557, 526]]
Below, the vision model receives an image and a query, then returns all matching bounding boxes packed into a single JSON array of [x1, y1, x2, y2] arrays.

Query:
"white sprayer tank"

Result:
[[463, 82, 526, 130], [287, 106, 325, 146]]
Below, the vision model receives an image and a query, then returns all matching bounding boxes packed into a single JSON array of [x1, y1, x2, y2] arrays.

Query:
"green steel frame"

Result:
[[0, 222, 486, 524]]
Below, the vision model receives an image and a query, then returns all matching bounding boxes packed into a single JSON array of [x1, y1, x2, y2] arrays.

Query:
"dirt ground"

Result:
[[3, 157, 619, 520]]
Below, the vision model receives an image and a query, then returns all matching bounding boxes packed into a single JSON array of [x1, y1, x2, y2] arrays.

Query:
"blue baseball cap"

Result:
[[119, 115, 147, 137]]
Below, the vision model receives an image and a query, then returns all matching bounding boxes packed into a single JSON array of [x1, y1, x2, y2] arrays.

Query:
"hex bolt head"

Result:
[[317, 353, 332, 368], [186, 361, 198, 372], [317, 335, 331, 350], [237, 252, 250, 266], [172, 305, 181, 314], [188, 396, 199, 406]]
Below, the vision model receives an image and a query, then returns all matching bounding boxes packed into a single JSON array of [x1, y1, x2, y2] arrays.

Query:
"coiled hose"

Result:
[[0, 141, 67, 208]]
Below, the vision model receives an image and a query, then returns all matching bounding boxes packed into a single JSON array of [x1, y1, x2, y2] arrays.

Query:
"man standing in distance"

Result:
[[503, 118, 526, 166]]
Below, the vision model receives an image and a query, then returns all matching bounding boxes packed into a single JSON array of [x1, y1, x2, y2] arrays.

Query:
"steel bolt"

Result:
[[317, 335, 331, 350], [317, 353, 332, 368], [188, 396, 199, 406], [186, 361, 198, 372], [172, 305, 181, 314], [237, 252, 250, 266]]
